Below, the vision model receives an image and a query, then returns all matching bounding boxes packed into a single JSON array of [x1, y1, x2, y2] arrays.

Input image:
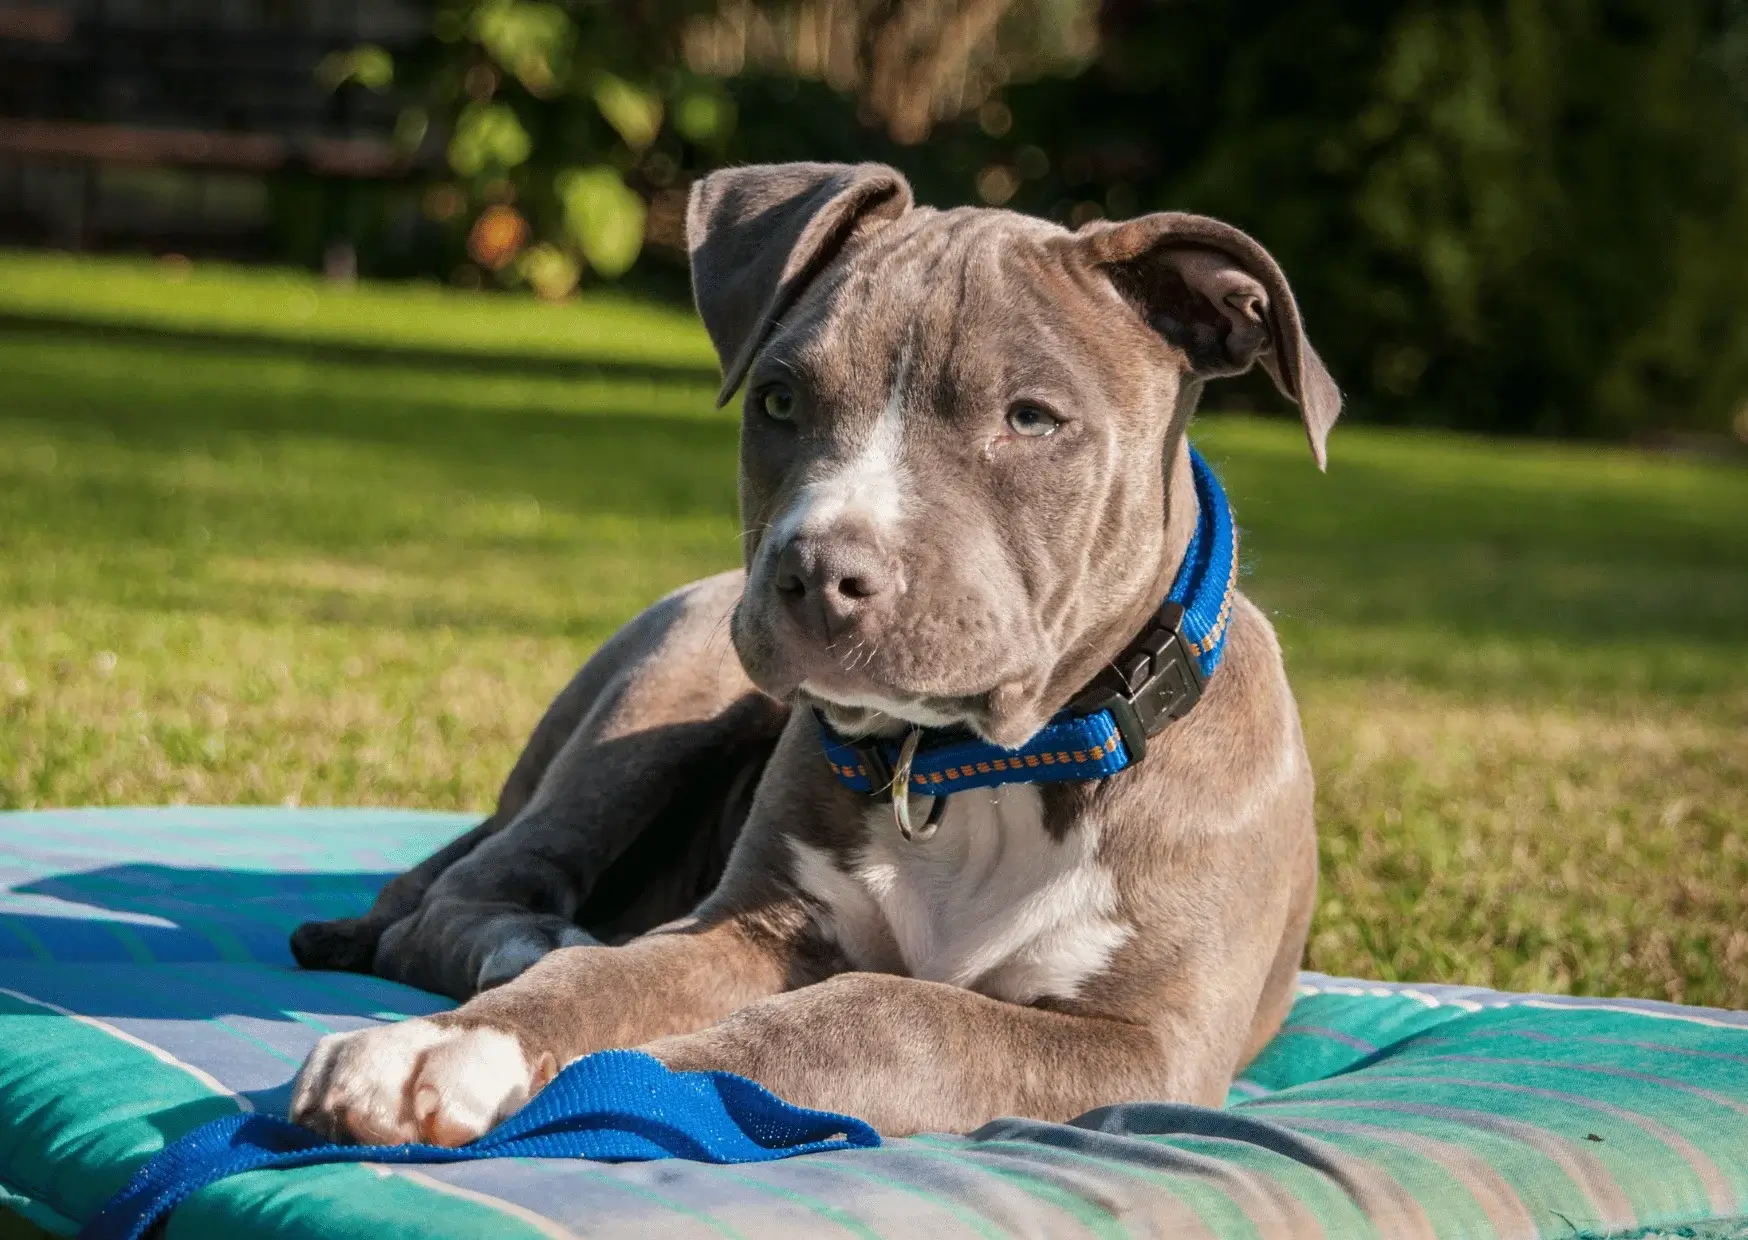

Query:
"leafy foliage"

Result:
[[307, 0, 1748, 438], [906, 0, 1748, 437]]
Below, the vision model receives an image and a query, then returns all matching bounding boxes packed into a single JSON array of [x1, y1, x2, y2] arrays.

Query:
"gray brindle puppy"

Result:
[[288, 160, 1341, 1145]]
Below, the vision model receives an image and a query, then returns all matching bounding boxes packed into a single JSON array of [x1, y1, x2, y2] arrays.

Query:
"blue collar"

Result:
[[818, 447, 1237, 835]]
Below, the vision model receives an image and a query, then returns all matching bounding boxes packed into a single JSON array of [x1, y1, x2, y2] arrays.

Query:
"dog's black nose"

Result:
[[774, 530, 895, 635]]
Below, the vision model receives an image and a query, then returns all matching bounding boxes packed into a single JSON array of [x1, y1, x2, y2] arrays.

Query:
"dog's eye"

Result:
[[758, 383, 797, 423], [1006, 403, 1061, 438]]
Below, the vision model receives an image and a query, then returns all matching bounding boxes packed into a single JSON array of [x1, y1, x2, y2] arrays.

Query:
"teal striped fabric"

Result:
[[3, 808, 1748, 1240]]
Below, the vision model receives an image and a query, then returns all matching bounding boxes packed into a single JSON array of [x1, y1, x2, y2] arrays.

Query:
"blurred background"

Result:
[[9, 0, 1748, 439], [0, 0, 1744, 1004]]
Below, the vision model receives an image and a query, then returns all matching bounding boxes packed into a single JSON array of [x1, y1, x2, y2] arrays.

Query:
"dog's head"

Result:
[[689, 161, 1339, 747]]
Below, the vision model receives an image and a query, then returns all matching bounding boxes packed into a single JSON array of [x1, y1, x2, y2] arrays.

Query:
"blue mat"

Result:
[[5, 807, 1748, 1240]]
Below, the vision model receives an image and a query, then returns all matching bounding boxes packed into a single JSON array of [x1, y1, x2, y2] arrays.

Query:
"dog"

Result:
[[287, 160, 1340, 1145]]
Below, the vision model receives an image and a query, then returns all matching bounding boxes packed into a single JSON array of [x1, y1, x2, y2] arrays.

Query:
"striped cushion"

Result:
[[2, 808, 1746, 1240]]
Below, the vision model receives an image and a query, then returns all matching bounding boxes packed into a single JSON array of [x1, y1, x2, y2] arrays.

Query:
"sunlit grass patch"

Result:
[[0, 248, 717, 371], [1305, 683, 1747, 1004]]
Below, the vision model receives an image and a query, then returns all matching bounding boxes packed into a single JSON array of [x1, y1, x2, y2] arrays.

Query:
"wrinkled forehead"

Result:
[[759, 207, 1130, 408]]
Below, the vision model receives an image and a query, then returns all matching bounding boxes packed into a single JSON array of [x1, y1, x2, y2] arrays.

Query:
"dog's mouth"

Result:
[[735, 592, 1052, 746], [804, 684, 989, 741]]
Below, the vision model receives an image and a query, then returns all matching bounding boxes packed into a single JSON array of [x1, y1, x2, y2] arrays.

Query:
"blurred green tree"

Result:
[[318, 0, 1748, 438], [927, 0, 1748, 438], [364, 0, 1083, 295]]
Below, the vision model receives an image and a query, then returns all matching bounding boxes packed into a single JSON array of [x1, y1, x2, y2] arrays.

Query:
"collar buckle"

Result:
[[1068, 600, 1206, 767], [845, 726, 948, 842], [852, 737, 896, 802]]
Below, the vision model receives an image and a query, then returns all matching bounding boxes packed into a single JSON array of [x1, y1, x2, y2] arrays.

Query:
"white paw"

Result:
[[290, 1018, 556, 1146], [476, 918, 597, 992]]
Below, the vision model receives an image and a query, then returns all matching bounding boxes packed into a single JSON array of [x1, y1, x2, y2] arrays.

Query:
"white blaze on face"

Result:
[[768, 341, 913, 551]]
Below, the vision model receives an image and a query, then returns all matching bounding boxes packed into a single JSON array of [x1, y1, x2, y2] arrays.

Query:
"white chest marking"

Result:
[[787, 785, 1133, 1004]]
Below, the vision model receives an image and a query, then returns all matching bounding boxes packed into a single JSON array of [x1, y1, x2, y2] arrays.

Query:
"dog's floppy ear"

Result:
[[1078, 213, 1341, 469], [687, 162, 913, 406]]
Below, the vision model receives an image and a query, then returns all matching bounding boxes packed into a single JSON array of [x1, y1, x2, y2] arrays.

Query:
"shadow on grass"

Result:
[[0, 313, 723, 386], [1196, 433, 1748, 694], [2, 327, 1744, 698], [0, 399, 743, 637], [4, 364, 741, 524]]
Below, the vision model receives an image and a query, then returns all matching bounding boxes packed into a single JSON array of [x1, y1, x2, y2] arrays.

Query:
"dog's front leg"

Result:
[[290, 912, 800, 1146], [645, 973, 1182, 1136]]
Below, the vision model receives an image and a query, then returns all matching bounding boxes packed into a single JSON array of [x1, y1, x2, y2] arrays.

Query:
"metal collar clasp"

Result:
[[890, 727, 948, 842]]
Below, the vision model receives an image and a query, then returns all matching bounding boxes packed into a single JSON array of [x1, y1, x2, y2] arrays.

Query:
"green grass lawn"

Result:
[[2, 250, 1745, 1007]]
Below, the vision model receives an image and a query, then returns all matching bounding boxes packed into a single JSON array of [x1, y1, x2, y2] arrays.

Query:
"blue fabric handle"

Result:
[[81, 1048, 879, 1240]]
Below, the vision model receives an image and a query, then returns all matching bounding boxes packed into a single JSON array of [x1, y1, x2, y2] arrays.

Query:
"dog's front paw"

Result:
[[290, 1019, 556, 1146]]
